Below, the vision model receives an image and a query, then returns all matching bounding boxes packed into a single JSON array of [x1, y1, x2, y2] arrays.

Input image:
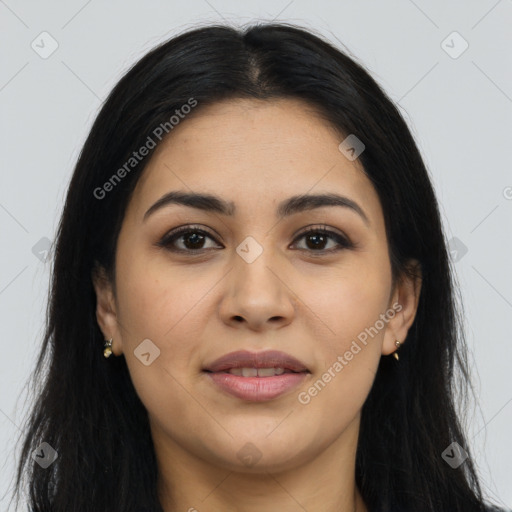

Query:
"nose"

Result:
[[218, 244, 296, 331]]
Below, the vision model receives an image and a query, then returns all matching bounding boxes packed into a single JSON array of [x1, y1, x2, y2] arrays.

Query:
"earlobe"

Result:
[[91, 264, 122, 356], [382, 260, 422, 356]]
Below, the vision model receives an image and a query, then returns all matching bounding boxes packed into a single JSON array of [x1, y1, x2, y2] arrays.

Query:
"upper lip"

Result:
[[203, 350, 310, 373]]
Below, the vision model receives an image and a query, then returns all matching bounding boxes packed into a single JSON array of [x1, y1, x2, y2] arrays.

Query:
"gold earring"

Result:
[[103, 338, 113, 358], [393, 340, 401, 361]]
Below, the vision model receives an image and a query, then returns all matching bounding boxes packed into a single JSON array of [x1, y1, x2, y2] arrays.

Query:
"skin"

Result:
[[93, 98, 422, 512]]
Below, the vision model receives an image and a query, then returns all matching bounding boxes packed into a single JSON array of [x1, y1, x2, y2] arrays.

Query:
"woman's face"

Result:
[[94, 98, 420, 475]]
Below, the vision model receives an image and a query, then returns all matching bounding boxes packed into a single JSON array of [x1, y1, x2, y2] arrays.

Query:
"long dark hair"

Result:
[[12, 22, 494, 511]]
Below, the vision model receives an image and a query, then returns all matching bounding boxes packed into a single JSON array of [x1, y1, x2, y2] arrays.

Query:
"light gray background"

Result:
[[1, 0, 511, 509]]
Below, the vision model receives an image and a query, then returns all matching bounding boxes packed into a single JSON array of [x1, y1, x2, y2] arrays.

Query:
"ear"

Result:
[[91, 263, 124, 356], [382, 259, 422, 356]]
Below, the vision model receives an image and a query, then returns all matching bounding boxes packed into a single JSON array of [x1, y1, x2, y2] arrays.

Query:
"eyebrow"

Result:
[[143, 190, 370, 226]]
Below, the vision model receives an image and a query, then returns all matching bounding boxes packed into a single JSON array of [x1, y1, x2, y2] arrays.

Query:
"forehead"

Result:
[[129, 98, 383, 225]]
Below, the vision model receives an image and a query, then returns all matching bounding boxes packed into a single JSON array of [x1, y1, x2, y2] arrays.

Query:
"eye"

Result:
[[157, 225, 221, 253], [290, 225, 353, 253], [157, 224, 354, 255]]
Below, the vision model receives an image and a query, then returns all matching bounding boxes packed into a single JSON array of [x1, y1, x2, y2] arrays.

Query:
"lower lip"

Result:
[[205, 371, 309, 401]]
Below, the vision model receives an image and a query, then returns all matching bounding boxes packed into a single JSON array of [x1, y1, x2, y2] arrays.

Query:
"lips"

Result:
[[203, 350, 310, 401], [203, 350, 310, 374]]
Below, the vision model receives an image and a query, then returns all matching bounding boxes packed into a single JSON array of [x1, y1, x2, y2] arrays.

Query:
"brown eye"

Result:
[[292, 227, 353, 253], [157, 224, 353, 255], [158, 226, 222, 253]]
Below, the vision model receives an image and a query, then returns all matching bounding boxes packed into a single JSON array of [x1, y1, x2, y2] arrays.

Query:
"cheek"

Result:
[[115, 243, 217, 341], [113, 250, 213, 408], [295, 254, 391, 404], [301, 255, 391, 349]]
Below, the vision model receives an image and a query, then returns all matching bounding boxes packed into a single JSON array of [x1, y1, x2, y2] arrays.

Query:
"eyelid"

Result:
[[292, 223, 348, 240]]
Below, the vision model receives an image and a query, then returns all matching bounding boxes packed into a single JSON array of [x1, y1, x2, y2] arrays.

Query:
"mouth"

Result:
[[203, 350, 310, 401], [209, 367, 300, 377], [203, 349, 310, 373]]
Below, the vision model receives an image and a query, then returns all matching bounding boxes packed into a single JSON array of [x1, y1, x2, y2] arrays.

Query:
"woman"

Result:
[[13, 22, 505, 512]]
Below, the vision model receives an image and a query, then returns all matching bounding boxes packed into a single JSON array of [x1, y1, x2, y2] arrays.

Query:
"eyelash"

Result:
[[157, 224, 354, 255]]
